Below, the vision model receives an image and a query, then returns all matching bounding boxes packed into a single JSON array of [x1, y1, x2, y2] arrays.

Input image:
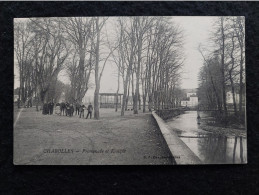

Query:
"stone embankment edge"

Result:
[[152, 111, 203, 165]]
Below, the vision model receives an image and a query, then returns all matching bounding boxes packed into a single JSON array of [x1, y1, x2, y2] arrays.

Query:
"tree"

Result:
[[233, 17, 245, 116], [112, 17, 184, 115], [198, 16, 245, 125], [116, 18, 137, 116], [29, 18, 69, 105], [198, 46, 223, 111], [61, 17, 94, 103], [212, 17, 228, 116], [93, 17, 108, 119], [14, 20, 33, 108], [132, 17, 154, 114]]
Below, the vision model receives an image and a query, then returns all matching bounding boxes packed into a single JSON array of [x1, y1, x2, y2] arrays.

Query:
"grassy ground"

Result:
[[199, 112, 247, 137], [14, 107, 175, 165], [199, 124, 247, 137]]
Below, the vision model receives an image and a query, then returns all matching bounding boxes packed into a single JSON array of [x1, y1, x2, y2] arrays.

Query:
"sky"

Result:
[[172, 16, 215, 89], [14, 16, 215, 96]]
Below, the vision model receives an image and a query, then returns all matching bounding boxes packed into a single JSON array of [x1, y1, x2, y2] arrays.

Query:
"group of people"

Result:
[[77, 103, 93, 119], [44, 101, 93, 119], [42, 101, 55, 115]]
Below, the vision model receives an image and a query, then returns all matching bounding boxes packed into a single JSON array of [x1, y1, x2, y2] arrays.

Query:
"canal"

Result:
[[166, 111, 247, 164]]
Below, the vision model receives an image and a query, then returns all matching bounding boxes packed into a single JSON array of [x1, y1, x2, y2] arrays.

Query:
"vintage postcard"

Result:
[[13, 16, 246, 165]]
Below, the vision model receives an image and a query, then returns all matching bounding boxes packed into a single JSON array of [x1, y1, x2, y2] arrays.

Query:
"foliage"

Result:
[[198, 16, 245, 125]]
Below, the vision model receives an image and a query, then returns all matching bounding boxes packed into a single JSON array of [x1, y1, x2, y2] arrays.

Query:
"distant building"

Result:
[[181, 93, 198, 107], [226, 91, 239, 104]]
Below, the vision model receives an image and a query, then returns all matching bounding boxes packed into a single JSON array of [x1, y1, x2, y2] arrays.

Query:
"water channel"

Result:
[[166, 111, 247, 164]]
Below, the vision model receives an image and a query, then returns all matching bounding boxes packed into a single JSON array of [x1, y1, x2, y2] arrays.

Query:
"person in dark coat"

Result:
[[79, 104, 85, 118], [49, 101, 54, 115], [70, 104, 74, 116], [60, 102, 66, 116], [42, 103, 49, 115], [86, 103, 93, 119], [75, 102, 80, 115], [65, 102, 70, 116], [48, 102, 53, 115]]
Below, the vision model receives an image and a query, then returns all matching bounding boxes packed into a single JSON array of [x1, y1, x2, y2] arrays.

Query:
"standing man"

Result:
[[79, 104, 85, 118], [75, 102, 80, 115], [70, 103, 74, 116], [48, 101, 52, 115], [86, 103, 93, 119], [65, 102, 70, 116], [42, 102, 48, 115], [50, 101, 54, 115]]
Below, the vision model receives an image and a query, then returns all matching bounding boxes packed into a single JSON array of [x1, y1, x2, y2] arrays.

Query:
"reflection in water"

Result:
[[233, 137, 237, 164], [167, 111, 247, 164], [190, 135, 247, 164], [240, 137, 244, 164]]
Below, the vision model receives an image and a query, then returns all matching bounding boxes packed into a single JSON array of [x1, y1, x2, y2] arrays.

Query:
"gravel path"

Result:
[[14, 107, 175, 165]]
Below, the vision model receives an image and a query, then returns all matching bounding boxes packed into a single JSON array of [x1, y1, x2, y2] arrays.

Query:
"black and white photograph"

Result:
[[13, 16, 246, 165]]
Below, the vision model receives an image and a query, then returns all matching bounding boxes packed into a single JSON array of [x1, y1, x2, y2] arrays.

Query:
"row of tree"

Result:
[[110, 17, 184, 116], [14, 18, 69, 110], [14, 17, 107, 118], [14, 17, 185, 119], [198, 16, 245, 121]]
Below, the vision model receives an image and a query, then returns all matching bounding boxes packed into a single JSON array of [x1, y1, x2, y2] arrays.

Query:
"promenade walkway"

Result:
[[14, 107, 175, 165]]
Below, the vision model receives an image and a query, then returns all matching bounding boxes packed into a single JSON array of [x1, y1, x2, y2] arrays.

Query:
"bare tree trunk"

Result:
[[220, 17, 228, 117], [134, 40, 142, 114], [125, 76, 130, 111], [148, 94, 152, 111], [240, 136, 244, 163], [131, 71, 138, 114], [121, 81, 127, 116], [238, 38, 244, 119], [18, 85, 21, 109], [229, 73, 237, 115], [36, 96, 39, 111], [94, 89, 100, 119], [229, 34, 237, 116], [121, 93, 126, 115], [121, 68, 130, 116], [234, 16, 245, 119], [143, 95, 146, 113], [133, 94, 137, 113], [115, 65, 120, 112], [233, 136, 237, 163], [138, 96, 141, 110], [94, 18, 101, 120], [239, 54, 244, 111]]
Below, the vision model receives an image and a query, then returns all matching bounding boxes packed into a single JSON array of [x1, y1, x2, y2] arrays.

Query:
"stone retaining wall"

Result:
[[152, 111, 202, 165]]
